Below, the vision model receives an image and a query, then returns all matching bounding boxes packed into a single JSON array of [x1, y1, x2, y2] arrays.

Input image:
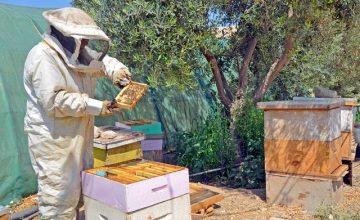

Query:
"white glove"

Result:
[[99, 100, 114, 116], [113, 67, 132, 88]]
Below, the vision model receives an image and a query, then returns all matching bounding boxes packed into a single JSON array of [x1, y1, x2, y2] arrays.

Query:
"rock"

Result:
[[260, 207, 267, 212], [314, 86, 338, 98]]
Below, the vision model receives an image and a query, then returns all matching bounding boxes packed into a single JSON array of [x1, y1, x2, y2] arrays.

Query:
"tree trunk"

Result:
[[253, 34, 294, 102], [201, 48, 233, 112], [236, 37, 257, 100]]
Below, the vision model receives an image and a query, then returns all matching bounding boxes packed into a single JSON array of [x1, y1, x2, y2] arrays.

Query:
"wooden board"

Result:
[[142, 150, 163, 162], [114, 81, 148, 109], [0, 214, 9, 220], [257, 100, 343, 110], [267, 165, 348, 181], [265, 137, 342, 176], [341, 131, 357, 160], [189, 183, 224, 214], [266, 172, 344, 213], [122, 119, 154, 126]]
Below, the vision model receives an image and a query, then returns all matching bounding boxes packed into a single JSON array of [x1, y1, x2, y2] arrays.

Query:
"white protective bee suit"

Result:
[[23, 8, 131, 219]]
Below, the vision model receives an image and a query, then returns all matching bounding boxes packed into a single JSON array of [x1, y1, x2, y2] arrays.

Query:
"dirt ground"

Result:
[[206, 161, 360, 220]]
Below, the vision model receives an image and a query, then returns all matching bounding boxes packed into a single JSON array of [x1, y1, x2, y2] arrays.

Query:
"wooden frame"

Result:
[[113, 81, 149, 109], [88, 160, 185, 184], [190, 183, 224, 215]]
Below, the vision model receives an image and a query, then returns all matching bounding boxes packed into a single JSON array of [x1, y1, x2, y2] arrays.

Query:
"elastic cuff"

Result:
[[86, 98, 103, 115]]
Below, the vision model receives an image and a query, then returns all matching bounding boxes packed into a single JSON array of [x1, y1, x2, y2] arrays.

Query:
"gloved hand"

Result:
[[99, 100, 114, 116], [113, 67, 132, 88]]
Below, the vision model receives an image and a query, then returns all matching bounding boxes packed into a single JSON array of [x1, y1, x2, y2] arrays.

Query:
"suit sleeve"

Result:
[[31, 51, 103, 117], [102, 54, 128, 81]]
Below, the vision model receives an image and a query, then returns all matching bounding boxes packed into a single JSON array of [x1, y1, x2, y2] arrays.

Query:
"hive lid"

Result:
[[94, 126, 145, 149], [257, 100, 344, 110], [293, 97, 358, 107]]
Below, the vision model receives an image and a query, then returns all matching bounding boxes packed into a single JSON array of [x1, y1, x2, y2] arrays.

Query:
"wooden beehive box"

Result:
[[116, 120, 164, 161], [113, 82, 149, 109], [258, 100, 343, 176], [93, 126, 145, 167], [266, 168, 346, 213], [82, 160, 189, 213], [293, 97, 359, 160], [84, 194, 191, 220]]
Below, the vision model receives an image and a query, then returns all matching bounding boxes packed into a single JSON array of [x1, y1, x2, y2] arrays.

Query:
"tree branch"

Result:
[[220, 70, 234, 102], [253, 34, 294, 102], [201, 48, 232, 110], [236, 37, 257, 100]]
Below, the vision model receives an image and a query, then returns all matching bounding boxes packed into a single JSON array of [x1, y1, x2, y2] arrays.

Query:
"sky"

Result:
[[0, 0, 71, 8]]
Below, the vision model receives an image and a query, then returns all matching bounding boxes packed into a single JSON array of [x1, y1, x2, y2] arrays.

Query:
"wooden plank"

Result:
[[142, 150, 163, 162], [0, 214, 9, 220], [266, 165, 348, 181], [257, 100, 343, 110], [148, 161, 184, 171], [341, 132, 357, 161], [265, 137, 342, 176], [107, 169, 146, 181], [190, 183, 224, 213]]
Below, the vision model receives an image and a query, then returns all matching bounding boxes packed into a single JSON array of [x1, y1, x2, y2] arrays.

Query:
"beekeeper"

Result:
[[23, 7, 131, 219]]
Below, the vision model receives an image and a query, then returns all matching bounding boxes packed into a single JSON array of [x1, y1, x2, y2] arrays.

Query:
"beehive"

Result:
[[116, 120, 164, 161], [258, 100, 343, 176], [93, 126, 145, 167], [293, 97, 358, 160], [82, 160, 190, 213]]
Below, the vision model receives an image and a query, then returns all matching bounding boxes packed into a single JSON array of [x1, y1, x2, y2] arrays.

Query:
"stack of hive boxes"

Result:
[[82, 160, 191, 220], [257, 100, 348, 212], [116, 120, 164, 162]]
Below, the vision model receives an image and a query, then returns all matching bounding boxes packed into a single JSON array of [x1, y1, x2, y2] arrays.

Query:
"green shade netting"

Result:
[[0, 3, 214, 205]]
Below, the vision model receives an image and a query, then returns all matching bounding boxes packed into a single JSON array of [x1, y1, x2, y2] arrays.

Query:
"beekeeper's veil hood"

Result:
[[42, 7, 110, 73]]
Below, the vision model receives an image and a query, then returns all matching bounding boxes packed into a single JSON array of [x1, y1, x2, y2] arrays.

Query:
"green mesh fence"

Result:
[[0, 3, 214, 205]]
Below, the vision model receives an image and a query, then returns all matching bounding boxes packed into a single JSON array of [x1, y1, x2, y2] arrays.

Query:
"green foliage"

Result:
[[230, 100, 265, 188], [315, 205, 360, 220], [356, 109, 360, 123], [285, 4, 360, 99], [73, 0, 216, 90], [173, 108, 236, 174]]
